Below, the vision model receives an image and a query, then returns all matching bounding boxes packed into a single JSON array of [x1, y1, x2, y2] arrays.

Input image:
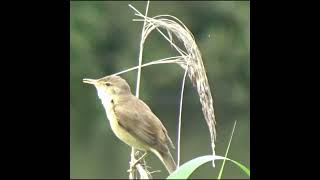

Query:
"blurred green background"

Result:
[[70, 1, 249, 179]]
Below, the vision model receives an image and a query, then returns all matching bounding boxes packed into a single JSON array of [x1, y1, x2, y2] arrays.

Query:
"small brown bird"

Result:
[[83, 75, 176, 173]]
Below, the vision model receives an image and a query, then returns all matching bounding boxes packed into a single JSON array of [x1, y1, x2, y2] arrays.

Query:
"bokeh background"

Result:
[[70, 1, 250, 179]]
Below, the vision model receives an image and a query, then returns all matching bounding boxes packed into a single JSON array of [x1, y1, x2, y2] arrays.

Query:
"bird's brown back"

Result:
[[114, 95, 174, 154]]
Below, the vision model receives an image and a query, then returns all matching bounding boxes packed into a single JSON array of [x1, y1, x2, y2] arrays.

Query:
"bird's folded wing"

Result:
[[114, 97, 163, 149]]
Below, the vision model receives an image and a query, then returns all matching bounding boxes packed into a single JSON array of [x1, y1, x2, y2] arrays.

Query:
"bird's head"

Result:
[[83, 75, 132, 101]]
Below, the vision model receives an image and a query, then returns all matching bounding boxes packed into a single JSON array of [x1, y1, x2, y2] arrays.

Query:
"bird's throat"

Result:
[[96, 88, 113, 111]]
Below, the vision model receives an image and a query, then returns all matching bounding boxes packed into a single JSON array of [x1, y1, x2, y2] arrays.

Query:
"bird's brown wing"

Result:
[[114, 95, 170, 153], [133, 97, 175, 149]]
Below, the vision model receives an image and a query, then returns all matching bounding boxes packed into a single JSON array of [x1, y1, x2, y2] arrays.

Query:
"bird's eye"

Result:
[[105, 82, 111, 86]]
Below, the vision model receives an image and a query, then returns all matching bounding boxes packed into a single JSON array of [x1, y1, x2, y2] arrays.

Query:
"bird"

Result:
[[83, 75, 176, 173]]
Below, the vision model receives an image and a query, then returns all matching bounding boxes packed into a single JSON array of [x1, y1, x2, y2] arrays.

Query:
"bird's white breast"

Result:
[[96, 88, 111, 110], [96, 88, 121, 136]]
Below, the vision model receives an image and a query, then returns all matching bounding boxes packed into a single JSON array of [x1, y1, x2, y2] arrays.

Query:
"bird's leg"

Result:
[[142, 155, 147, 168], [127, 152, 148, 173], [128, 150, 139, 174], [133, 152, 148, 167]]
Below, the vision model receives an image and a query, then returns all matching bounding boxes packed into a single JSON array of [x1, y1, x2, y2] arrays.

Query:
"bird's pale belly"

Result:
[[106, 107, 149, 151]]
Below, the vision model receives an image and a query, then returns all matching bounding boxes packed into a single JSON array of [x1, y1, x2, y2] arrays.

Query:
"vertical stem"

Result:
[[135, 0, 150, 98], [177, 66, 189, 167], [130, 1, 150, 179], [129, 162, 135, 179]]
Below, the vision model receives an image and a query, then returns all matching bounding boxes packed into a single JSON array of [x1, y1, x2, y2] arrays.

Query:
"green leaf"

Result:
[[166, 155, 250, 179]]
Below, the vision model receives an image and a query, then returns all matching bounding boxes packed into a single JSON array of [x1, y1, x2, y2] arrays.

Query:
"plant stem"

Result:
[[130, 1, 150, 179], [135, 0, 149, 98], [110, 57, 184, 76], [177, 65, 189, 167]]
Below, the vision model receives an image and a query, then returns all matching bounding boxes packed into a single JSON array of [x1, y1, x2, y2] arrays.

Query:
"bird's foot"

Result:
[[133, 152, 148, 167], [127, 152, 148, 172]]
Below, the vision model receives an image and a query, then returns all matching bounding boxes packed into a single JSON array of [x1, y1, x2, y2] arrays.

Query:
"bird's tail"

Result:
[[151, 149, 176, 173], [161, 151, 176, 173]]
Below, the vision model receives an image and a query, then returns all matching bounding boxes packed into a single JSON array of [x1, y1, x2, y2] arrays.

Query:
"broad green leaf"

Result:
[[167, 155, 250, 179]]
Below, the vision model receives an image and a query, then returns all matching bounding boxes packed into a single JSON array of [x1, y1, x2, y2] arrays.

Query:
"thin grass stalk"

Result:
[[217, 121, 237, 179], [177, 65, 189, 167], [130, 1, 150, 179], [110, 57, 185, 76]]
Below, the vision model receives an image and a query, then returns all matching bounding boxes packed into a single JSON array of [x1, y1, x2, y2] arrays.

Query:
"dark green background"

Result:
[[70, 1, 250, 179]]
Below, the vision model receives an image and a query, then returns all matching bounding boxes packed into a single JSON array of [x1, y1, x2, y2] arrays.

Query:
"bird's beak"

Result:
[[83, 78, 98, 85]]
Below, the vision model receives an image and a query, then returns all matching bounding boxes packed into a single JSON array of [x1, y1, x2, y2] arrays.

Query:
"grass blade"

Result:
[[217, 120, 237, 179]]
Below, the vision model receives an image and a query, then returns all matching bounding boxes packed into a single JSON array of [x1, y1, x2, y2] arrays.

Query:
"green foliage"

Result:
[[167, 155, 250, 179], [167, 120, 249, 179]]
